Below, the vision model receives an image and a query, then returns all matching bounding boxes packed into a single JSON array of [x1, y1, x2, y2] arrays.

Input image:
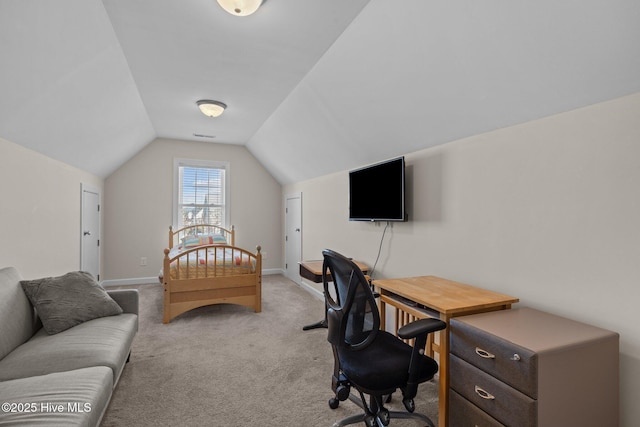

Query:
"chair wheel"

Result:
[[364, 415, 377, 427], [336, 384, 350, 401], [378, 408, 390, 426], [328, 397, 339, 409], [403, 397, 416, 413]]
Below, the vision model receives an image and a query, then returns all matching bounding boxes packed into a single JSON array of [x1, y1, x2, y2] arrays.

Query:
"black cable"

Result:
[[369, 221, 390, 279]]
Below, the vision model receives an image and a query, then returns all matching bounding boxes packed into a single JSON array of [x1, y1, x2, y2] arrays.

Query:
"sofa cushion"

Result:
[[0, 366, 112, 426], [0, 267, 38, 360], [0, 313, 137, 384], [20, 271, 123, 335]]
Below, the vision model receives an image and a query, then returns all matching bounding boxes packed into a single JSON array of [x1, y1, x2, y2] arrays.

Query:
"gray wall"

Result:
[[103, 138, 282, 281], [285, 93, 640, 426], [0, 137, 104, 278]]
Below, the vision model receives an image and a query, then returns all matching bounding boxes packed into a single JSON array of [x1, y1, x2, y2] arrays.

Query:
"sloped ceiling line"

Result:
[[1, 0, 639, 182]]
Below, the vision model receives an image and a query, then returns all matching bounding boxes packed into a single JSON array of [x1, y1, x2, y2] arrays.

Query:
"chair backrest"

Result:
[[322, 249, 380, 351]]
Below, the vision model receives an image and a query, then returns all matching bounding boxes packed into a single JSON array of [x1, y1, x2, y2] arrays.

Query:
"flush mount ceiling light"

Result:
[[216, 0, 263, 17], [197, 100, 227, 117]]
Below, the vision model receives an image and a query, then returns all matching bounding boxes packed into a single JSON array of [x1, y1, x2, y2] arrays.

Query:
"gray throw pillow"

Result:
[[20, 271, 123, 335]]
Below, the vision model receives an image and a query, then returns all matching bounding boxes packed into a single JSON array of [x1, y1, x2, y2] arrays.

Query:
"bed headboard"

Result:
[[168, 224, 235, 248]]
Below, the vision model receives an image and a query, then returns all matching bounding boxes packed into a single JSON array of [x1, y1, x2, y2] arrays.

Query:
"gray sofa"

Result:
[[0, 266, 138, 426]]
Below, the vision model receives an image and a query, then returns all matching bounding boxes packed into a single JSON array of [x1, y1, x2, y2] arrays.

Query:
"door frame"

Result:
[[80, 183, 101, 280], [284, 192, 302, 283]]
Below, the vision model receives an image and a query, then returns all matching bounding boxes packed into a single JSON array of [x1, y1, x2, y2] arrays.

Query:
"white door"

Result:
[[81, 184, 101, 280], [285, 193, 302, 282]]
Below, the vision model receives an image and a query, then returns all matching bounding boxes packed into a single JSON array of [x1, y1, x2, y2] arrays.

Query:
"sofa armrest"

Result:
[[107, 289, 139, 315]]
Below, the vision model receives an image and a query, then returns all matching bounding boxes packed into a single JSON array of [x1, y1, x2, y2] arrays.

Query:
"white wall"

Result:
[[284, 93, 640, 426], [103, 138, 282, 281], [0, 137, 104, 279]]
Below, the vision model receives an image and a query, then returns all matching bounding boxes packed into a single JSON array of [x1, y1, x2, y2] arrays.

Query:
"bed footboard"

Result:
[[162, 245, 262, 323]]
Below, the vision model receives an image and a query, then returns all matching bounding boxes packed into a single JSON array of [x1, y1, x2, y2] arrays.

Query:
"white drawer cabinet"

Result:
[[449, 307, 619, 427]]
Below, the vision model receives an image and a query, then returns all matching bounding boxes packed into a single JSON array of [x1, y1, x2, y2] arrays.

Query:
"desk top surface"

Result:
[[299, 259, 369, 275], [373, 275, 519, 315]]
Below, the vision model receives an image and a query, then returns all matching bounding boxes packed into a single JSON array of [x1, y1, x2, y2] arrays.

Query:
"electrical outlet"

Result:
[[140, 257, 147, 266], [262, 251, 267, 260]]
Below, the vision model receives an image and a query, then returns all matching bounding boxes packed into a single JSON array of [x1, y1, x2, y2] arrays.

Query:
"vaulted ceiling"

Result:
[[1, 0, 639, 184]]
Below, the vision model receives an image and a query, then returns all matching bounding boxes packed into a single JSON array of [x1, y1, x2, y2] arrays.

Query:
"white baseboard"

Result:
[[298, 279, 324, 301], [101, 277, 158, 287], [101, 268, 284, 288]]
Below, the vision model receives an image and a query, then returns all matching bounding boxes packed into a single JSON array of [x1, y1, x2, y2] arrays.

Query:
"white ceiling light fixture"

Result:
[[216, 0, 263, 17], [197, 100, 227, 117]]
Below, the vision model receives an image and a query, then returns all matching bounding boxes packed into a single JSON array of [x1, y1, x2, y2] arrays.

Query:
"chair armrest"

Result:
[[397, 318, 446, 340], [108, 289, 139, 315], [400, 318, 447, 401]]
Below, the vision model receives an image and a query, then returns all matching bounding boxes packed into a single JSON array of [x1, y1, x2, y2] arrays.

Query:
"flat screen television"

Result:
[[349, 156, 406, 222]]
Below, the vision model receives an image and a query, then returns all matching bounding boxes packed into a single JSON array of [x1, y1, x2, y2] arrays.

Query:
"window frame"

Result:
[[173, 158, 231, 229]]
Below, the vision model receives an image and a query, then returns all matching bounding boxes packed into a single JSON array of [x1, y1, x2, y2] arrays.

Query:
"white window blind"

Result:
[[174, 160, 229, 229]]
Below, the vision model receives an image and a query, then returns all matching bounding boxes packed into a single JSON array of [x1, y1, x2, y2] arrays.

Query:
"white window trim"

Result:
[[173, 158, 231, 229]]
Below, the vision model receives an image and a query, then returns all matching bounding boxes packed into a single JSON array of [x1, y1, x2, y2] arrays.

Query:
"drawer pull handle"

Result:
[[511, 353, 521, 361], [475, 385, 496, 400], [475, 347, 495, 359]]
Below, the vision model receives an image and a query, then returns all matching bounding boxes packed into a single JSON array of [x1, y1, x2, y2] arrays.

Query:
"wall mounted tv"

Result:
[[349, 156, 406, 222]]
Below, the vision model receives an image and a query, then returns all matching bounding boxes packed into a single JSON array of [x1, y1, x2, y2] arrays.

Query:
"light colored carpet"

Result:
[[101, 275, 439, 426]]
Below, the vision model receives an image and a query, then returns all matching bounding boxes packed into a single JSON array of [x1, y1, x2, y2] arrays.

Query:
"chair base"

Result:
[[333, 410, 435, 427], [332, 393, 435, 427]]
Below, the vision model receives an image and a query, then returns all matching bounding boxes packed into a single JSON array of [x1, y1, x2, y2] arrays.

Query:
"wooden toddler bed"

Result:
[[161, 224, 262, 324]]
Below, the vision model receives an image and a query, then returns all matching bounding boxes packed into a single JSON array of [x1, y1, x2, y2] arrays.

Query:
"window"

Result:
[[174, 159, 230, 229]]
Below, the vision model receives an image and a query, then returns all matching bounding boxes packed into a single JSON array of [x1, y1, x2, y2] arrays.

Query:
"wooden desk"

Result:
[[372, 276, 519, 427], [299, 259, 369, 283]]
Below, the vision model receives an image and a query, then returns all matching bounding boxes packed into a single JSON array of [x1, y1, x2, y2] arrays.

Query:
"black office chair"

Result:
[[322, 249, 446, 427]]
